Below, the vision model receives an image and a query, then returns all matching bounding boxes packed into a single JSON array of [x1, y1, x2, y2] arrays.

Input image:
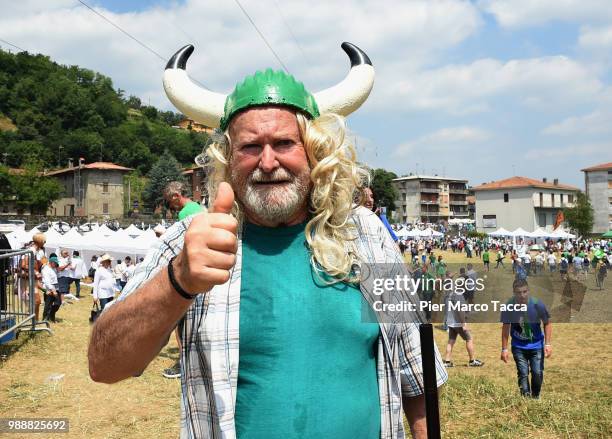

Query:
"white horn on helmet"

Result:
[[314, 42, 374, 116], [162, 45, 226, 128]]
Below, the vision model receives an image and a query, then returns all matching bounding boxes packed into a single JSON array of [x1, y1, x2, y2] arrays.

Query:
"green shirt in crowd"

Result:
[[236, 221, 381, 439], [178, 201, 203, 220], [482, 251, 490, 262]]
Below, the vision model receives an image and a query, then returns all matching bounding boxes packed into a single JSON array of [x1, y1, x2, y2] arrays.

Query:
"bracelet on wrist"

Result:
[[167, 256, 196, 300], [545, 344, 552, 347], [501, 348, 508, 352]]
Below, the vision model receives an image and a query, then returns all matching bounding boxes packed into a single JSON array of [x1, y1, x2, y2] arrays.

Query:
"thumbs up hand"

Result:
[[172, 182, 238, 296]]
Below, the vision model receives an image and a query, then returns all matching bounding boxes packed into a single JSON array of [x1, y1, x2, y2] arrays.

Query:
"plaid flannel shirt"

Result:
[[116, 206, 447, 438]]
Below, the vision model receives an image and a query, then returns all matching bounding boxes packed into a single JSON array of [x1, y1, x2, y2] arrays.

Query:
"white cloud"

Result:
[[0, 0, 482, 110], [374, 56, 604, 114], [394, 126, 490, 156], [524, 142, 611, 160], [478, 0, 612, 28], [542, 110, 612, 135], [579, 25, 612, 51]]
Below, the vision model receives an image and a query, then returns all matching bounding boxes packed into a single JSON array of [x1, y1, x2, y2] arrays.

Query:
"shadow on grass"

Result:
[[0, 332, 40, 360]]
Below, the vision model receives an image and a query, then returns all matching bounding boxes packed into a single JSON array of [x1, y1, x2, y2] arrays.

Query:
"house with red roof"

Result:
[[46, 161, 132, 218], [473, 176, 580, 233], [581, 162, 612, 233]]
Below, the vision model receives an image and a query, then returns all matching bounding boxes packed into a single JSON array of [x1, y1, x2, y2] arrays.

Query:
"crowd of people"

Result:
[[10, 233, 144, 323]]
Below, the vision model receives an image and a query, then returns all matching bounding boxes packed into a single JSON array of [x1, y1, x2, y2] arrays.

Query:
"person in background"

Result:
[[482, 247, 490, 271], [71, 251, 87, 298], [500, 278, 552, 399], [595, 256, 607, 290], [93, 254, 117, 310], [41, 256, 60, 322], [547, 251, 557, 273], [89, 255, 98, 281], [19, 233, 46, 321], [443, 270, 484, 368], [57, 249, 75, 297], [495, 249, 504, 269], [122, 256, 136, 288], [534, 251, 544, 275], [163, 181, 203, 221], [113, 259, 126, 292]]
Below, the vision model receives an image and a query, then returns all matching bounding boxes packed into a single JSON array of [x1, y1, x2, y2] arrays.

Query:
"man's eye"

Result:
[[275, 140, 294, 148], [240, 144, 260, 151]]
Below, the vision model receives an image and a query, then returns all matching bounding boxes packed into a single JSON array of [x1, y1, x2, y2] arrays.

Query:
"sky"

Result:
[[1, 0, 611, 189]]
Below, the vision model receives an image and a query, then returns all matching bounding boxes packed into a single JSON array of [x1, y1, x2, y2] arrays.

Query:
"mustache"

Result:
[[249, 168, 294, 183]]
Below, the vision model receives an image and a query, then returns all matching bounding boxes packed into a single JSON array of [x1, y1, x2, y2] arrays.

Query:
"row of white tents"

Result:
[[488, 227, 576, 239], [395, 227, 444, 239], [5, 224, 161, 264]]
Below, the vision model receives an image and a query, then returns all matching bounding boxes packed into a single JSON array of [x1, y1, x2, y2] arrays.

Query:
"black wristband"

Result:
[[168, 256, 196, 300]]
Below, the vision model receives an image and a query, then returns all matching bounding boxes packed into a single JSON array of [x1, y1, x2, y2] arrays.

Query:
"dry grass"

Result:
[[1, 250, 611, 438], [0, 284, 181, 438]]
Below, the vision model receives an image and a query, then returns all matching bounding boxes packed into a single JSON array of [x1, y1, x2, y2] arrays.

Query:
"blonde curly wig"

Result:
[[199, 111, 370, 283]]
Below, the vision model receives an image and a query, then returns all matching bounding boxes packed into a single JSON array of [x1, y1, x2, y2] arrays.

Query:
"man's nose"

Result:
[[259, 144, 279, 173]]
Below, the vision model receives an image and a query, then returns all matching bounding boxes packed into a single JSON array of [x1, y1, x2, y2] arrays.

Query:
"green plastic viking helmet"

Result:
[[163, 42, 374, 129], [219, 69, 319, 130]]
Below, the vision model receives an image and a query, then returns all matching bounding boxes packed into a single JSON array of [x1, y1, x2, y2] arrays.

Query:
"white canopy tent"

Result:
[[530, 228, 551, 239], [124, 224, 144, 238], [511, 227, 532, 237], [549, 228, 576, 239], [488, 227, 512, 237]]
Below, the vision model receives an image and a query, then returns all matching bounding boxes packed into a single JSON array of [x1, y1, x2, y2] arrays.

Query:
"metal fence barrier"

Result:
[[1, 249, 52, 343]]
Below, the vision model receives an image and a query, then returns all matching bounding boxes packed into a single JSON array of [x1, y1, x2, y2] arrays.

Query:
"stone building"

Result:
[[46, 161, 132, 218]]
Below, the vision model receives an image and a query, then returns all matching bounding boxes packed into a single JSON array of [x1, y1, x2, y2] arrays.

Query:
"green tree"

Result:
[[143, 150, 186, 213], [370, 168, 398, 211], [11, 159, 62, 214], [0, 165, 15, 204], [564, 191, 594, 236], [124, 170, 147, 215]]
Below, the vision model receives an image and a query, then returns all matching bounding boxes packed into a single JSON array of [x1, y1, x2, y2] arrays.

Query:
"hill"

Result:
[[0, 49, 208, 174]]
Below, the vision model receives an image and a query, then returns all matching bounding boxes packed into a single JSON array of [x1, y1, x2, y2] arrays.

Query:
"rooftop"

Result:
[[472, 176, 579, 192], [45, 162, 133, 176], [392, 174, 468, 183], [581, 162, 612, 172]]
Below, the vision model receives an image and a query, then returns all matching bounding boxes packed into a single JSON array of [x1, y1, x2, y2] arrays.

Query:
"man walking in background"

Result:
[[71, 251, 86, 298], [41, 256, 61, 322], [443, 268, 484, 368], [501, 279, 552, 399], [482, 248, 490, 271]]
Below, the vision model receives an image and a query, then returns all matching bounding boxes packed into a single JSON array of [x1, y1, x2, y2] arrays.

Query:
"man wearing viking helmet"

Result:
[[88, 42, 447, 439]]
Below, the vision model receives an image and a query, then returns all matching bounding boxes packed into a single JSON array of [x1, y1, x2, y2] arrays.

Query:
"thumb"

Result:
[[211, 182, 235, 214]]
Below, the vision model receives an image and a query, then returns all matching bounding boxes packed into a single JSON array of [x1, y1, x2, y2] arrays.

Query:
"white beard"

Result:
[[232, 166, 311, 224]]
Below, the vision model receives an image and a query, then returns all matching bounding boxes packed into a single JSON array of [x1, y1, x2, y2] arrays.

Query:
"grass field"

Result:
[[1, 250, 611, 438]]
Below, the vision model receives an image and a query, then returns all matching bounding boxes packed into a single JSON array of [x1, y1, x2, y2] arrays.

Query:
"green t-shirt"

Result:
[[236, 221, 380, 439], [178, 201, 203, 220], [483, 251, 490, 262]]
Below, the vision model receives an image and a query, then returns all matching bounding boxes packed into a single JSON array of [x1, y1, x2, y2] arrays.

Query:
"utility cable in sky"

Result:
[[233, 0, 290, 73], [272, 0, 309, 65], [76, 0, 209, 89], [0, 38, 26, 52], [76, 0, 167, 62]]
